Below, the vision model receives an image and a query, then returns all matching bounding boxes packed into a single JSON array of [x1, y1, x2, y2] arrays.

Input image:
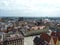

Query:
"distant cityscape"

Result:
[[0, 17, 60, 45]]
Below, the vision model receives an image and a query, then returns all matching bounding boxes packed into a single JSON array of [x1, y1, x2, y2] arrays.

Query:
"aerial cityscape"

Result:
[[0, 0, 60, 45], [0, 17, 60, 45]]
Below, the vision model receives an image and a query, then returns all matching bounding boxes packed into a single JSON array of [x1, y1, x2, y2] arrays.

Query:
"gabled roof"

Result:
[[51, 32, 59, 44], [53, 37, 58, 44], [57, 32, 60, 41], [40, 32, 60, 45], [40, 33, 51, 43], [51, 32, 60, 40], [51, 32, 57, 37]]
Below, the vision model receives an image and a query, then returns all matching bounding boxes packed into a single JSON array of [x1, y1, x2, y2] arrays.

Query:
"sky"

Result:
[[0, 0, 60, 17]]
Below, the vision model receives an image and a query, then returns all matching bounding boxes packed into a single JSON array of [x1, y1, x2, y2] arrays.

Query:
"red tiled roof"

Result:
[[51, 32, 58, 44], [53, 37, 58, 44], [57, 32, 60, 41], [51, 32, 57, 36], [40, 32, 60, 45], [51, 32, 60, 41], [50, 32, 60, 44], [40, 33, 51, 42]]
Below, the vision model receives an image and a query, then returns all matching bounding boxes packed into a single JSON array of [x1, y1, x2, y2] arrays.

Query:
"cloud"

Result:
[[0, 0, 60, 10], [0, 0, 60, 17]]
